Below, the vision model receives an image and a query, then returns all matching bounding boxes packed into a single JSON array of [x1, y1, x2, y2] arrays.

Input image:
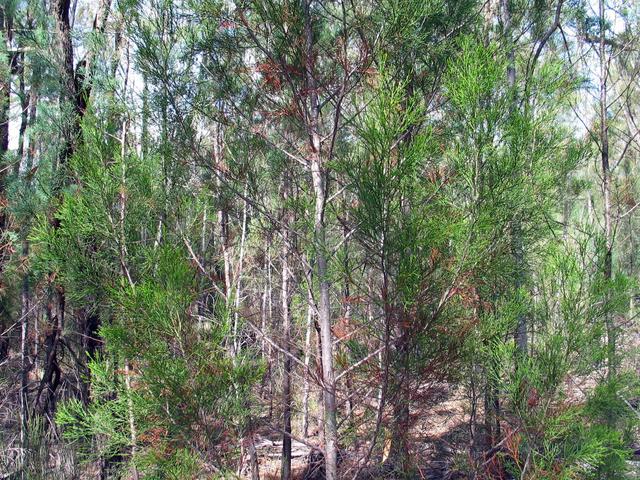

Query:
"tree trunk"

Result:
[[36, 299, 62, 419], [18, 52, 32, 473], [598, 0, 615, 379], [501, 0, 527, 356], [0, 1, 13, 363], [302, 278, 314, 438], [15, 53, 27, 175], [386, 316, 411, 471], [39, 0, 112, 419], [341, 213, 354, 423], [248, 423, 261, 480], [233, 191, 248, 358], [303, 2, 338, 478], [20, 241, 30, 473], [281, 172, 292, 480]]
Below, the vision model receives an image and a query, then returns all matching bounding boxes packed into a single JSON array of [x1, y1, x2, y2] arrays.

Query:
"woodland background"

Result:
[[1, 0, 640, 478]]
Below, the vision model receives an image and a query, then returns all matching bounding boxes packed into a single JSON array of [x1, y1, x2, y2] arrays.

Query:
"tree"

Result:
[[0, 1, 638, 478]]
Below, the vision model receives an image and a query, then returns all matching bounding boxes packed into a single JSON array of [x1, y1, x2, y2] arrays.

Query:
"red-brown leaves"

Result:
[[255, 61, 302, 92]]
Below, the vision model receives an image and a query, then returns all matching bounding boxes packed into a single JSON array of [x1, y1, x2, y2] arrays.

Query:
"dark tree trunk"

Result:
[[386, 323, 411, 472], [598, 0, 615, 379], [39, 0, 112, 418], [36, 296, 63, 418], [0, 1, 13, 363]]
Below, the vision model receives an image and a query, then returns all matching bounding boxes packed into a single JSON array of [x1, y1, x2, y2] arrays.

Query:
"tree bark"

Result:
[[233, 191, 248, 358], [0, 0, 13, 363], [303, 1, 338, 477], [281, 172, 292, 480], [18, 49, 32, 476], [302, 275, 314, 438], [38, 0, 112, 418], [598, 0, 615, 379]]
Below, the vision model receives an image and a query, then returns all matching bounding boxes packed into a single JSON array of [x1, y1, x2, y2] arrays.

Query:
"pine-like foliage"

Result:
[[0, 0, 638, 479]]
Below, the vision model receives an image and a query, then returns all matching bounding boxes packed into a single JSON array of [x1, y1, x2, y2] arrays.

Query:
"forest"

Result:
[[1, 0, 640, 478]]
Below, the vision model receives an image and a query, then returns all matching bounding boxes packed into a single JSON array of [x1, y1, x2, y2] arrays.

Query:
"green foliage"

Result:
[[57, 247, 261, 476], [57, 358, 133, 462], [482, 240, 638, 479], [22, 106, 262, 475], [2, 1, 639, 479]]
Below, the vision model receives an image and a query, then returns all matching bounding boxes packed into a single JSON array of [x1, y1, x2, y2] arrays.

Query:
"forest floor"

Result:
[[251, 355, 640, 480], [253, 383, 472, 480]]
